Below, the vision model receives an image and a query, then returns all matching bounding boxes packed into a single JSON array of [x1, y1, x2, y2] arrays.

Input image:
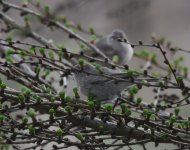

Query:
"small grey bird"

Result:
[[73, 29, 135, 101], [84, 29, 133, 65], [73, 62, 158, 101], [74, 63, 128, 100]]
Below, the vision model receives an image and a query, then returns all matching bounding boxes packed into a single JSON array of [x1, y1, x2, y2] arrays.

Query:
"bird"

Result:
[[73, 62, 158, 101], [72, 29, 134, 101], [84, 29, 133, 65], [73, 29, 158, 101], [73, 63, 128, 101]]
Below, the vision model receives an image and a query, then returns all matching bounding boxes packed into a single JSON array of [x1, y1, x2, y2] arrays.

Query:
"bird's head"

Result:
[[110, 29, 128, 43]]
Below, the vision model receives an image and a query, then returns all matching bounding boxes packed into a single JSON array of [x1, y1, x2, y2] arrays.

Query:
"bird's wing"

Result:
[[91, 68, 161, 85], [82, 37, 114, 57]]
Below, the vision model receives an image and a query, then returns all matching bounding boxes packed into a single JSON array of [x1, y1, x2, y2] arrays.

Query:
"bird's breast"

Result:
[[120, 43, 133, 64]]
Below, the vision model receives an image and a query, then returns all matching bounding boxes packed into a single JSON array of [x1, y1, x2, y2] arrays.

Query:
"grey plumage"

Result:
[[74, 63, 132, 100], [73, 62, 159, 101]]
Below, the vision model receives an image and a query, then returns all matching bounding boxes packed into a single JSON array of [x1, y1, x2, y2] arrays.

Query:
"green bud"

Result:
[[176, 76, 183, 83], [50, 97, 55, 103], [19, 50, 26, 58], [160, 133, 167, 139], [158, 81, 165, 87], [48, 51, 54, 60], [182, 120, 189, 128], [93, 63, 102, 71], [27, 109, 35, 118], [21, 86, 31, 94], [115, 108, 122, 114], [18, 93, 25, 103], [44, 69, 50, 77], [126, 69, 134, 76], [0, 83, 6, 89], [125, 108, 132, 116], [39, 48, 45, 55], [104, 103, 113, 112], [41, 84, 47, 92], [35, 66, 41, 75], [73, 87, 79, 98], [59, 91, 65, 99], [128, 85, 138, 95], [49, 108, 55, 115], [90, 35, 96, 41], [5, 56, 13, 63], [174, 107, 180, 116], [136, 97, 142, 105], [65, 106, 73, 113], [141, 49, 149, 58], [73, 87, 78, 93], [143, 109, 152, 118], [24, 16, 29, 26], [57, 43, 65, 49], [32, 93, 38, 99], [89, 27, 95, 34], [34, 95, 42, 103], [44, 5, 50, 13], [65, 96, 72, 102], [150, 54, 157, 63], [78, 58, 85, 67], [79, 42, 86, 49], [87, 95, 94, 101], [165, 120, 170, 126], [56, 128, 63, 138], [177, 123, 182, 129], [5, 49, 14, 56], [87, 101, 94, 109], [29, 46, 36, 54], [170, 115, 176, 123], [58, 51, 64, 60], [28, 125, 35, 135], [120, 103, 127, 111], [0, 115, 4, 121], [76, 133, 84, 141], [22, 117, 28, 124]]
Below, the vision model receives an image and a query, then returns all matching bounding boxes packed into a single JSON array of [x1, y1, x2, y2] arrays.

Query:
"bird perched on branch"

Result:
[[73, 29, 159, 101]]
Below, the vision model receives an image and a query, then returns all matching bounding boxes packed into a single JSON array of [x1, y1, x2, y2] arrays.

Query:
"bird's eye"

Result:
[[117, 38, 127, 43], [117, 39, 123, 42]]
